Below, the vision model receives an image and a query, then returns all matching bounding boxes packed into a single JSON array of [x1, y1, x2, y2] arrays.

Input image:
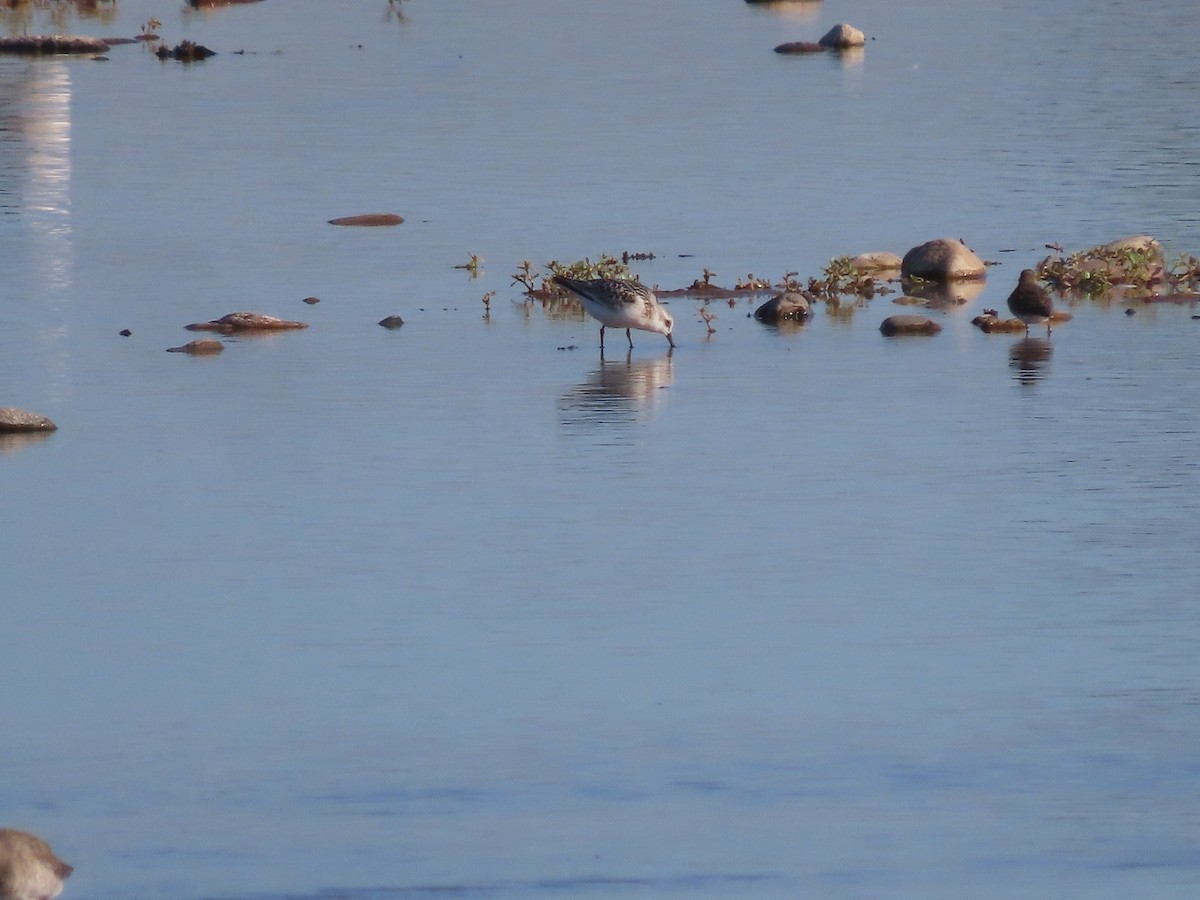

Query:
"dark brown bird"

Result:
[[1007, 269, 1054, 335], [0, 829, 73, 900]]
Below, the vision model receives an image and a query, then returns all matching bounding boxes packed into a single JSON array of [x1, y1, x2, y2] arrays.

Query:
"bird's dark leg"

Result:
[[599, 325, 606, 349], [625, 328, 634, 348]]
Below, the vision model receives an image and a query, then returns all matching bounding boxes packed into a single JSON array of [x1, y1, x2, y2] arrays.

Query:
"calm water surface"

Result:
[[2, 1, 1199, 898]]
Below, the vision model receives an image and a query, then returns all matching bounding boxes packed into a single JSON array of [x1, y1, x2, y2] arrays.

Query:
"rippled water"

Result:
[[3, 1, 1199, 898]]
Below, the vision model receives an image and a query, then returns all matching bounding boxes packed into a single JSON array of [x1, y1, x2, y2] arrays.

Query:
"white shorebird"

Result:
[[552, 275, 675, 350], [1007, 269, 1054, 335], [0, 829, 73, 900]]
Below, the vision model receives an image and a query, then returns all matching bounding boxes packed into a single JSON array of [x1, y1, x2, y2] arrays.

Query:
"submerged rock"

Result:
[[185, 313, 308, 333], [901, 238, 986, 281], [378, 315, 406, 329], [167, 339, 225, 355], [328, 213, 405, 227], [971, 313, 1028, 334], [155, 41, 216, 62], [754, 292, 812, 324], [819, 24, 866, 49], [0, 408, 58, 433], [0, 35, 110, 55], [775, 42, 826, 54], [879, 315, 941, 336]]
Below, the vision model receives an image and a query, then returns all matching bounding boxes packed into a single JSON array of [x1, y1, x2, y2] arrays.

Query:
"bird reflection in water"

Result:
[[558, 350, 673, 435], [1009, 336, 1052, 384]]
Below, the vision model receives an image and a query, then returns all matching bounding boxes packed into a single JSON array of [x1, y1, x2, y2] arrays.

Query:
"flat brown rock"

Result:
[[167, 339, 225, 354], [328, 213, 404, 227], [0, 35, 110, 55], [185, 312, 308, 333], [880, 315, 941, 336], [0, 407, 58, 432]]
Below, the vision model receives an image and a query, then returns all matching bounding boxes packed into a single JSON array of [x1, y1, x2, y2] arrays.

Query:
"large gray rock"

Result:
[[0, 408, 58, 432], [819, 24, 866, 49], [901, 238, 986, 281]]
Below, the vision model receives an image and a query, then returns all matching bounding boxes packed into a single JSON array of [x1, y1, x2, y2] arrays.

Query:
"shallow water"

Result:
[[2, 1, 1199, 898]]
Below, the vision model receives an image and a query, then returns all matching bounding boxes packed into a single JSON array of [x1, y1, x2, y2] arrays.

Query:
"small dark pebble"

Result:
[[1125, 308, 1136, 316], [378, 316, 405, 329], [302, 296, 320, 305], [119, 329, 132, 337], [557, 344, 578, 351]]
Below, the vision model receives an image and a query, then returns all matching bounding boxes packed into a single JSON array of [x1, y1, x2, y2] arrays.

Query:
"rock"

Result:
[[901, 238, 986, 281], [119, 329, 132, 337], [775, 42, 827, 54], [185, 313, 308, 333], [971, 313, 1027, 334], [1099, 234, 1162, 259], [754, 292, 812, 324], [302, 296, 320, 305], [167, 339, 225, 354], [378, 315, 406, 329], [0, 408, 58, 433], [0, 35, 110, 55], [849, 251, 902, 272], [879, 315, 941, 336], [328, 213, 404, 227], [155, 41, 216, 61], [819, 24, 866, 49]]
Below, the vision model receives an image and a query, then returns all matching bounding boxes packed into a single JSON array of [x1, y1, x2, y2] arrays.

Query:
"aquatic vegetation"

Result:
[[805, 255, 887, 300], [455, 253, 483, 278], [1033, 238, 1189, 297]]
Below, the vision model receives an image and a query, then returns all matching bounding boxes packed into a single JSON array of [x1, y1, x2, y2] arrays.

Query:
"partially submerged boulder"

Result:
[[185, 313, 308, 333], [0, 408, 58, 433], [167, 339, 225, 355], [329, 213, 404, 227], [880, 314, 941, 336], [819, 24, 866, 49], [901, 238, 986, 281], [378, 315, 406, 329], [754, 292, 812, 324]]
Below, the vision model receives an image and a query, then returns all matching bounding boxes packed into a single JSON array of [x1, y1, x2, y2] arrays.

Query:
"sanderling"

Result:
[[0, 828, 73, 900], [1007, 269, 1054, 335], [552, 275, 675, 350]]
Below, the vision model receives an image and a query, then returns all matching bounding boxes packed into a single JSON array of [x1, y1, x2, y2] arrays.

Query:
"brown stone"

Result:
[[167, 339, 225, 355], [901, 238, 987, 281], [0, 408, 58, 433], [185, 313, 308, 333], [0, 35, 110, 55], [328, 213, 404, 227], [879, 315, 941, 336]]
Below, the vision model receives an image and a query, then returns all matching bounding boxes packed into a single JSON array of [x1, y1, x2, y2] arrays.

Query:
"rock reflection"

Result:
[[558, 351, 673, 435], [0, 60, 73, 289], [905, 279, 986, 310], [0, 432, 55, 455], [1009, 336, 1052, 384], [745, 1, 823, 23]]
